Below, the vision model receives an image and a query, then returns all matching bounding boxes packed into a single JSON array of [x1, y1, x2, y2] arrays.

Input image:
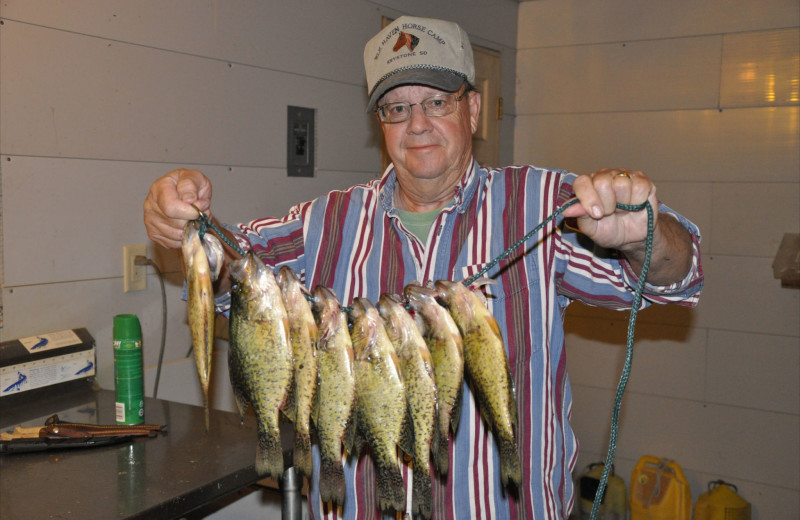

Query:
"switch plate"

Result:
[[123, 244, 147, 292], [287, 106, 315, 177]]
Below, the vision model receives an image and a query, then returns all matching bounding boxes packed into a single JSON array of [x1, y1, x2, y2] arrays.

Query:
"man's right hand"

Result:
[[143, 168, 213, 249]]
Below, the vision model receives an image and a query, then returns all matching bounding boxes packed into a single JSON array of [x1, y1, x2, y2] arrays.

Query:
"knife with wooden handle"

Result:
[[0, 414, 167, 453]]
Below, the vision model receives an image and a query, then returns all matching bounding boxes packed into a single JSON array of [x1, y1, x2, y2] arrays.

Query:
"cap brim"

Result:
[[367, 68, 467, 111]]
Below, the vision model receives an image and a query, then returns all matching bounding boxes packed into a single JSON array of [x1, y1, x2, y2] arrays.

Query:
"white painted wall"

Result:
[[5, 0, 796, 518], [516, 1, 799, 518], [0, 0, 519, 517]]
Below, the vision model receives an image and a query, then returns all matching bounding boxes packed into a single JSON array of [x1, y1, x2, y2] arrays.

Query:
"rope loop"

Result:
[[589, 199, 653, 520], [192, 208, 246, 257]]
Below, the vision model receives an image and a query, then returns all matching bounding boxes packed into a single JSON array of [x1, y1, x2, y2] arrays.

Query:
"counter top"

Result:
[[0, 381, 262, 519]]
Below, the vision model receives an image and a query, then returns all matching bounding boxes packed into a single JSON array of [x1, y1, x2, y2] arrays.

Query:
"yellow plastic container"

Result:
[[694, 480, 751, 520], [629, 456, 691, 520], [577, 462, 627, 520]]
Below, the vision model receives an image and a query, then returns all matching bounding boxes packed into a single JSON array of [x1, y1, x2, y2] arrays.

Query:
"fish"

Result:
[[348, 297, 407, 513], [434, 279, 522, 488], [377, 293, 437, 519], [228, 251, 294, 479], [182, 220, 222, 432], [276, 266, 319, 479], [309, 286, 357, 507], [403, 281, 464, 476]]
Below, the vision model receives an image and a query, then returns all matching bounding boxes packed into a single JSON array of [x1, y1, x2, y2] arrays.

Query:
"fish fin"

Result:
[[311, 384, 320, 428], [432, 426, 450, 476], [306, 321, 320, 349], [231, 385, 249, 422], [319, 455, 346, 506], [375, 458, 406, 512], [294, 432, 313, 478], [201, 233, 224, 282], [487, 314, 504, 342], [412, 463, 433, 519], [342, 415, 357, 458], [498, 432, 522, 488], [467, 276, 498, 290], [282, 381, 297, 423], [348, 423, 366, 461], [450, 383, 464, 435], [508, 367, 519, 433], [397, 409, 415, 458], [227, 347, 249, 421], [255, 425, 284, 480]]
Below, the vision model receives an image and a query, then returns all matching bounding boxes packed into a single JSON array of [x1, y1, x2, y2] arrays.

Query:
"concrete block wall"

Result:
[[515, 1, 799, 518]]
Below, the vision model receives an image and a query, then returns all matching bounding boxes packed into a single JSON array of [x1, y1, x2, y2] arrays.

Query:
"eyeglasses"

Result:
[[375, 89, 470, 123]]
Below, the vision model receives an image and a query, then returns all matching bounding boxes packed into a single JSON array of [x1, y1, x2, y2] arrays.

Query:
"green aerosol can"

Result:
[[113, 314, 144, 424]]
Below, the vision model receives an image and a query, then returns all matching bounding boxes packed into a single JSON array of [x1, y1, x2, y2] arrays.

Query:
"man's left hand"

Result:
[[562, 168, 693, 286], [563, 168, 656, 252]]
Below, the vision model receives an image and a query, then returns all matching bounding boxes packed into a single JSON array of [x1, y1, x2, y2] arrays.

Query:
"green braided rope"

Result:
[[461, 197, 653, 520], [589, 200, 653, 520], [464, 198, 579, 286], [193, 208, 246, 257]]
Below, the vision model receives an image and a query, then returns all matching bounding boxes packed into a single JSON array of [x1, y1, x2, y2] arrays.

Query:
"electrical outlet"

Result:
[[124, 244, 147, 292]]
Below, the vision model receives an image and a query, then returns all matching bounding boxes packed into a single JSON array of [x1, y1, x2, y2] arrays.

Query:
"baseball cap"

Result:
[[364, 16, 475, 110]]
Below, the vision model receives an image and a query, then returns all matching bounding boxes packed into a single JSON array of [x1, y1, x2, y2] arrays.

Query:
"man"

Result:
[[144, 16, 703, 520]]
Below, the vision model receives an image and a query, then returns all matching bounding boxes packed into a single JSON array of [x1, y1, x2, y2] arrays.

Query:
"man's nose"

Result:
[[406, 103, 432, 130]]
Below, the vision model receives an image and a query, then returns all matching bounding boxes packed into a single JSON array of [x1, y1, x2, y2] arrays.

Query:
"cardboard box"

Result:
[[0, 328, 96, 397]]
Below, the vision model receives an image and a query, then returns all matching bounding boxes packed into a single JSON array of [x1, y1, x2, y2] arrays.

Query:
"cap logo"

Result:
[[393, 31, 420, 52], [364, 16, 475, 109]]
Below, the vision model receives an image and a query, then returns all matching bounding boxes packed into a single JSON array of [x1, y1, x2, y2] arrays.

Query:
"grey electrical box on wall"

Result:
[[287, 106, 315, 177]]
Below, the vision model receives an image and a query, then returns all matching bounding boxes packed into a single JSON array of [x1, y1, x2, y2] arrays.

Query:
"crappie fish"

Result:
[[276, 266, 318, 479], [181, 220, 223, 432], [377, 293, 437, 520], [309, 286, 357, 507], [348, 297, 407, 513], [403, 281, 464, 476], [229, 251, 293, 479], [434, 279, 522, 488]]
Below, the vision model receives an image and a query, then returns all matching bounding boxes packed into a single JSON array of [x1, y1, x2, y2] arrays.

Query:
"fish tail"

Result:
[[432, 426, 450, 475], [498, 434, 522, 487], [412, 463, 433, 519], [255, 426, 284, 480], [319, 456, 346, 506], [375, 462, 406, 512], [294, 432, 313, 478]]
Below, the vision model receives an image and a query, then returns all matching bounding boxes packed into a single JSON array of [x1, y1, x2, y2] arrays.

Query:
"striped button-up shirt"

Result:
[[221, 160, 703, 519]]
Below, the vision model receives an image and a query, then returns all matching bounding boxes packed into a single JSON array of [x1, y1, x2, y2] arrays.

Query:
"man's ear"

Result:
[[468, 91, 482, 134]]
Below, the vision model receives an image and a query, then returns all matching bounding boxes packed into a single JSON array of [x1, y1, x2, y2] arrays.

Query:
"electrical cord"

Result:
[[134, 255, 168, 399]]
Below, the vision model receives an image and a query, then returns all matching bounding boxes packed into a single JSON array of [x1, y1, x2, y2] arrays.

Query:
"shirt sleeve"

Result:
[[554, 176, 704, 310], [211, 202, 310, 315], [618, 208, 703, 306]]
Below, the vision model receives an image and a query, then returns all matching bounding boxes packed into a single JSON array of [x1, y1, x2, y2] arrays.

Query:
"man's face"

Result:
[[378, 84, 481, 184]]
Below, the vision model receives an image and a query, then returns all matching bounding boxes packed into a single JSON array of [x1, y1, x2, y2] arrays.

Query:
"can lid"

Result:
[[114, 314, 142, 340]]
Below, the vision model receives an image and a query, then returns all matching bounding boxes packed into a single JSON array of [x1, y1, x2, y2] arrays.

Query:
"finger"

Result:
[[156, 170, 208, 221], [175, 169, 213, 209], [144, 217, 185, 249], [143, 169, 213, 250], [610, 168, 634, 205], [613, 169, 655, 208], [563, 173, 603, 219]]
